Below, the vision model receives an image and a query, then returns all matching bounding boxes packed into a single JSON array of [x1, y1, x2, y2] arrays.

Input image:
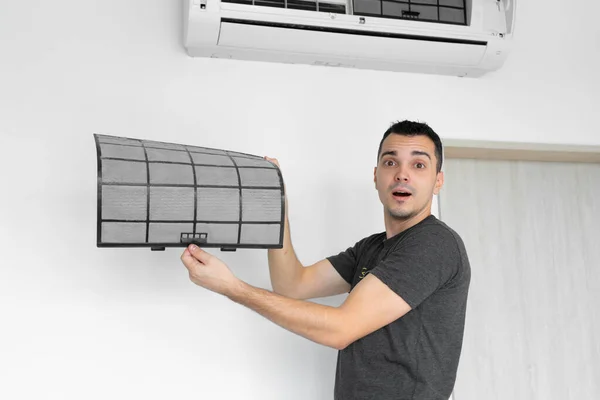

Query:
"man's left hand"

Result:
[[181, 245, 241, 297]]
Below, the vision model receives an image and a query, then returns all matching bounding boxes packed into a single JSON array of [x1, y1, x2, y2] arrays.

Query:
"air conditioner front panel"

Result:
[[217, 20, 487, 66]]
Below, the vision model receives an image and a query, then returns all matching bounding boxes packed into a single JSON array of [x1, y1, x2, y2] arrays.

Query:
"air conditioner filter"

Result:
[[94, 134, 285, 251]]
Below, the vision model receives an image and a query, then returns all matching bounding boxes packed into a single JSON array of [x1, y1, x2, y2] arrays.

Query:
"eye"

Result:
[[415, 162, 426, 169], [384, 159, 396, 167]]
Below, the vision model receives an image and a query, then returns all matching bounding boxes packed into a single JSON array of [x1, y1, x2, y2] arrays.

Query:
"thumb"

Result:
[[188, 244, 212, 264]]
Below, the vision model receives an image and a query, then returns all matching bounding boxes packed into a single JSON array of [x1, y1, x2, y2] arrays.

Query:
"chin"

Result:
[[387, 208, 415, 219]]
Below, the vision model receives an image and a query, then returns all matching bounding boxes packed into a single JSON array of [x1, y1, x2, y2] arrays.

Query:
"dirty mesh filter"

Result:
[[94, 134, 285, 251]]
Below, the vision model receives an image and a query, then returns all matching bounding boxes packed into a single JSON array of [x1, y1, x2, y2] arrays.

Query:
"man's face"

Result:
[[374, 134, 444, 220]]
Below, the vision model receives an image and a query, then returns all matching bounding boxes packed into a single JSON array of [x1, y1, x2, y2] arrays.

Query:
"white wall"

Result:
[[0, 1, 598, 399]]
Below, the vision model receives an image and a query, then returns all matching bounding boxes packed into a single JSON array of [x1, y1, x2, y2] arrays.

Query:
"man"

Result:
[[181, 120, 471, 399]]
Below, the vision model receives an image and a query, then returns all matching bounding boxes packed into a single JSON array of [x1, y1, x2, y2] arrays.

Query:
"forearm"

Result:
[[267, 215, 304, 296], [228, 280, 347, 350]]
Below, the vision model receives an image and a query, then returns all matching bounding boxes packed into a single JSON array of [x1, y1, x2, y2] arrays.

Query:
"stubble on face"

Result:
[[384, 188, 431, 220]]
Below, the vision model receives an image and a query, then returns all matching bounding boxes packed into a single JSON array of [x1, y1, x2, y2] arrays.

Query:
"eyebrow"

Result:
[[380, 150, 432, 161]]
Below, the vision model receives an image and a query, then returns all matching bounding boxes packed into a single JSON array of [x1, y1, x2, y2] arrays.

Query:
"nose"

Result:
[[395, 165, 409, 182]]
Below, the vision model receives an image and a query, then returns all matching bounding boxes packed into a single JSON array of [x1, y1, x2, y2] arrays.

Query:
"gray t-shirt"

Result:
[[327, 215, 471, 399]]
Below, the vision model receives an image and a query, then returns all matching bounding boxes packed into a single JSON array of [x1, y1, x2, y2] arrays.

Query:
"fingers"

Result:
[[181, 248, 196, 264], [264, 156, 280, 168], [187, 244, 212, 264], [264, 156, 286, 194]]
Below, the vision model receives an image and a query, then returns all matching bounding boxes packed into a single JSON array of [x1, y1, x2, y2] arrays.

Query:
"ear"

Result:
[[433, 171, 444, 195], [373, 166, 378, 187]]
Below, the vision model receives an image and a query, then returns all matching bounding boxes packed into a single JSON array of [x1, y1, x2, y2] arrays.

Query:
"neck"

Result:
[[384, 207, 432, 239]]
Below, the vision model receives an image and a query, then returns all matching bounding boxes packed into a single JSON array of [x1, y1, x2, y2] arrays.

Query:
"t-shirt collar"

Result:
[[381, 215, 436, 249]]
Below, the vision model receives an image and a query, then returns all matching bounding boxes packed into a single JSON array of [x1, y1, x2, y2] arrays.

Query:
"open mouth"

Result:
[[392, 190, 412, 199]]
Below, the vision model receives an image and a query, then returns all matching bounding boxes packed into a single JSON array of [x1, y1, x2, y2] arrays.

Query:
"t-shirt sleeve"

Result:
[[370, 228, 459, 309], [326, 241, 361, 285]]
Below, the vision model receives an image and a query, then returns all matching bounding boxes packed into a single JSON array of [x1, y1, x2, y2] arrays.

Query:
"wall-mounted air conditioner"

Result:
[[183, 0, 516, 77]]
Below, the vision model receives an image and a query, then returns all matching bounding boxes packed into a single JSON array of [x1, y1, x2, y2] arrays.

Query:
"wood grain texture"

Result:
[[443, 140, 600, 164], [440, 159, 600, 400]]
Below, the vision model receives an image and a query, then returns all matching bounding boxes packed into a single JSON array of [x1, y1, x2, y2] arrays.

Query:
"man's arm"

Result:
[[182, 246, 411, 350], [268, 212, 350, 299], [265, 156, 350, 299]]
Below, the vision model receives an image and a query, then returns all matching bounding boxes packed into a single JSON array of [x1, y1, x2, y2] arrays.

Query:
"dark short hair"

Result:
[[377, 120, 443, 173]]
